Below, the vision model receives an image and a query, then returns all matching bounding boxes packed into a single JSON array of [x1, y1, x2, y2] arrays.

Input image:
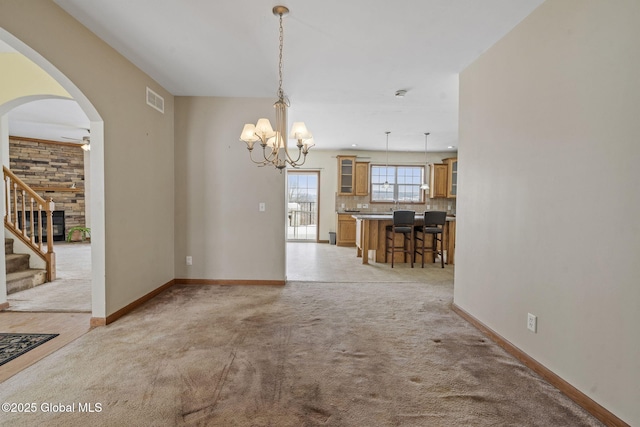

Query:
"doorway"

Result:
[[5, 131, 92, 313], [0, 29, 105, 320], [286, 171, 319, 241]]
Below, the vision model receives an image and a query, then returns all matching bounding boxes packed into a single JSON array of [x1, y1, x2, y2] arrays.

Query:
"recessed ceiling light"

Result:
[[351, 144, 358, 147], [448, 145, 456, 149]]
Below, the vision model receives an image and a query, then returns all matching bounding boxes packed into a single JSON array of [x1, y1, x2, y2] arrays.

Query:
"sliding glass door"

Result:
[[286, 171, 319, 241]]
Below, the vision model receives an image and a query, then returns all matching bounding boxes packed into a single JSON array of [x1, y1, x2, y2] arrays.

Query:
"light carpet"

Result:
[[6, 243, 91, 312], [0, 281, 602, 426]]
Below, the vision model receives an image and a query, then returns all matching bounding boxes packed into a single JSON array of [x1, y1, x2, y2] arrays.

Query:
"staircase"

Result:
[[4, 166, 56, 282], [5, 238, 47, 294]]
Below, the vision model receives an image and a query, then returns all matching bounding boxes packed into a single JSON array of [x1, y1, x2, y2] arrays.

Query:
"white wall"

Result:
[[455, 1, 640, 424], [0, 1, 175, 317], [174, 97, 285, 281]]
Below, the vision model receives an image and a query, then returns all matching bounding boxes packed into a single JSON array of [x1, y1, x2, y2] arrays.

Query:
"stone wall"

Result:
[[9, 137, 86, 235]]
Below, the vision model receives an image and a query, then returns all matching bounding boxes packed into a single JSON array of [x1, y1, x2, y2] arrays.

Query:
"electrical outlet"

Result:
[[527, 313, 537, 333], [363, 203, 368, 209], [186, 256, 192, 266]]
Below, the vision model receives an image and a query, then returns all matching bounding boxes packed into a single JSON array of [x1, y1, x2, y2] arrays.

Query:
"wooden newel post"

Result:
[[45, 197, 56, 281]]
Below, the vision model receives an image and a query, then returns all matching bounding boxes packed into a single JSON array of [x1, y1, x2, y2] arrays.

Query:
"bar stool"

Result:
[[414, 211, 447, 268], [385, 210, 415, 268]]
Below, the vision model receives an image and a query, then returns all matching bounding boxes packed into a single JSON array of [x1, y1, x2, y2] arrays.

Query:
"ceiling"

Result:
[[5, 0, 544, 152], [7, 97, 91, 144]]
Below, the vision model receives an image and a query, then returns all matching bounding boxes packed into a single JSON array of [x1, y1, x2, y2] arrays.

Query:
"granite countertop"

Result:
[[350, 212, 455, 221]]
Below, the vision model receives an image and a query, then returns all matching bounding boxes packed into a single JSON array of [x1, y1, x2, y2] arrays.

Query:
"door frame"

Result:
[[286, 170, 320, 242]]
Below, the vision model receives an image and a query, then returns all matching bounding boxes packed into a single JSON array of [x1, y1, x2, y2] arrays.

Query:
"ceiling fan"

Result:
[[62, 130, 91, 151]]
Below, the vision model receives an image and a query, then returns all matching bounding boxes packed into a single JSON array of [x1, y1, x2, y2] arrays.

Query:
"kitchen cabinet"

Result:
[[352, 213, 456, 265], [429, 163, 448, 198], [338, 157, 368, 196], [337, 156, 356, 195], [337, 213, 356, 246], [355, 162, 369, 196], [444, 157, 458, 198], [446, 219, 456, 264]]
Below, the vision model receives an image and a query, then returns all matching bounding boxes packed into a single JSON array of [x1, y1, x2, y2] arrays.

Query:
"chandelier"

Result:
[[239, 5, 314, 171]]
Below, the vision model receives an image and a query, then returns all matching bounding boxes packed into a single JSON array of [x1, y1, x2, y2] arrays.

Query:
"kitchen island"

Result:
[[352, 213, 455, 265]]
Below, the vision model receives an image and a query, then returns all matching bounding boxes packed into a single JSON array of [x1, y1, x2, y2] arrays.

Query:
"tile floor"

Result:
[[286, 241, 452, 283]]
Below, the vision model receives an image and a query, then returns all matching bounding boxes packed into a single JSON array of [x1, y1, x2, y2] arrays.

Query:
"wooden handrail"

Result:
[[3, 166, 56, 281], [3, 167, 47, 205]]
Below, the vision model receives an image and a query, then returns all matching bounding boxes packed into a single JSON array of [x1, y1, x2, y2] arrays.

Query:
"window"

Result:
[[371, 165, 424, 203]]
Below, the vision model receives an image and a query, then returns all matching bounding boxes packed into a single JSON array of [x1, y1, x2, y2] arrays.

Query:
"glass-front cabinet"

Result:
[[337, 156, 356, 195], [445, 157, 458, 198]]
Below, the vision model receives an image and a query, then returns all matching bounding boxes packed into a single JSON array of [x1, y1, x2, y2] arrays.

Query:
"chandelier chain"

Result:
[[278, 13, 284, 99]]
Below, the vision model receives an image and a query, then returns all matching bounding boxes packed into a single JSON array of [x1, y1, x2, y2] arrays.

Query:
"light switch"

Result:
[[259, 202, 266, 212]]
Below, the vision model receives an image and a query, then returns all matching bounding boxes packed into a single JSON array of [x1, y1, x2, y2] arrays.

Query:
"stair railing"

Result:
[[3, 166, 56, 281]]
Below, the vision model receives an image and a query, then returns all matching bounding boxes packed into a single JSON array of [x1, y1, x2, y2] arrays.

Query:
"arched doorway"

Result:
[[0, 29, 106, 321]]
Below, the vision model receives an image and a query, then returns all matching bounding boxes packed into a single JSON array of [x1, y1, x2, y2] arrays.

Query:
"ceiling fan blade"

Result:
[[61, 135, 90, 146]]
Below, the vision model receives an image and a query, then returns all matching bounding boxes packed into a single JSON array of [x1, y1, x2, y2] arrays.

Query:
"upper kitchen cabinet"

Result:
[[337, 156, 356, 195], [354, 162, 369, 196], [429, 163, 448, 198], [444, 157, 458, 198], [338, 156, 368, 196]]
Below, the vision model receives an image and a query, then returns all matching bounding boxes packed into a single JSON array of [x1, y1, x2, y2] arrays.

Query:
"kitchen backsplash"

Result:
[[335, 194, 456, 215]]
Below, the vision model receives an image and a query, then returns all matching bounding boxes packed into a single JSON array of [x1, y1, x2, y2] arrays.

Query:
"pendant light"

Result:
[[420, 132, 430, 190], [383, 131, 390, 189]]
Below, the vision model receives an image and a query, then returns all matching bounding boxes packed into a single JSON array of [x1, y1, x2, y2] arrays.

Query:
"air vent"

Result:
[[146, 87, 164, 114]]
